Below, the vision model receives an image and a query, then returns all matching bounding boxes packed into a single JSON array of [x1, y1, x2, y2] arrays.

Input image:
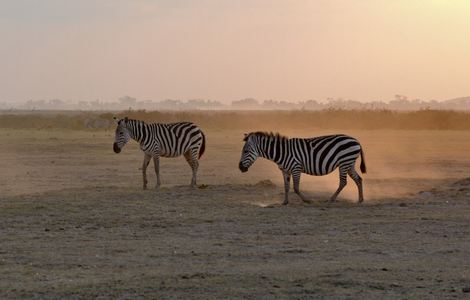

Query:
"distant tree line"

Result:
[[2, 94, 470, 111]]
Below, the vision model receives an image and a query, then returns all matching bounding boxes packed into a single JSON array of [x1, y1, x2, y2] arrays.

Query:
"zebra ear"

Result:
[[113, 116, 119, 124], [124, 117, 128, 122], [243, 133, 249, 141]]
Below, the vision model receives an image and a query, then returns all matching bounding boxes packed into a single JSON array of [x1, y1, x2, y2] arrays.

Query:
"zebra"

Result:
[[113, 117, 205, 189], [239, 132, 366, 205]]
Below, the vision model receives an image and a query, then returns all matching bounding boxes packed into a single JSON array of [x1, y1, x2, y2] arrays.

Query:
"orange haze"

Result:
[[1, 0, 470, 102]]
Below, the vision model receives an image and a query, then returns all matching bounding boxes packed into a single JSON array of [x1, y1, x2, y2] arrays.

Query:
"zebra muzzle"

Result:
[[239, 162, 248, 173], [113, 143, 121, 153]]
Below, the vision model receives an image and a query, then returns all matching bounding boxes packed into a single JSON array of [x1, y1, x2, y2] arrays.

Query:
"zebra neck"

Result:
[[127, 121, 146, 143], [258, 137, 287, 165]]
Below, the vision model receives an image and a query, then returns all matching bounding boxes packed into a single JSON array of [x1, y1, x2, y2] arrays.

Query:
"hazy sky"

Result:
[[1, 0, 470, 103]]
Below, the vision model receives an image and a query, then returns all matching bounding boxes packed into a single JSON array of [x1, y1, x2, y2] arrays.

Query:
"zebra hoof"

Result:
[[143, 186, 147, 190], [282, 201, 288, 205]]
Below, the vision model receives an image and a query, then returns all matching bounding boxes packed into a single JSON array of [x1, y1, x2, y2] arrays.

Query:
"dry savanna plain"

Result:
[[1, 110, 470, 299]]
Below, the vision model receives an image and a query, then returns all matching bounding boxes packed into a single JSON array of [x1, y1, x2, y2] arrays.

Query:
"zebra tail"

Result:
[[198, 130, 206, 159], [360, 149, 367, 174]]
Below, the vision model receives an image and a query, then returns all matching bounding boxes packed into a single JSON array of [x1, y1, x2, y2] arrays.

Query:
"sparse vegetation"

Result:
[[1, 109, 470, 130]]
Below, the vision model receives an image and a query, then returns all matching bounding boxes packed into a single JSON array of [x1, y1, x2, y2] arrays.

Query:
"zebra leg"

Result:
[[348, 166, 364, 203], [153, 156, 161, 189], [142, 154, 152, 190], [282, 171, 291, 205], [292, 170, 312, 203], [184, 149, 199, 188], [330, 167, 348, 202]]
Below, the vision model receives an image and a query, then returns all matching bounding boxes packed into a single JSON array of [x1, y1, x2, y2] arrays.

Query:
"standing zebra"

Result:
[[239, 132, 366, 205], [113, 117, 205, 189]]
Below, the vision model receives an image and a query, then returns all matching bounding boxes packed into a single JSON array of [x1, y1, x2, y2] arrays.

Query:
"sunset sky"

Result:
[[1, 0, 469, 103]]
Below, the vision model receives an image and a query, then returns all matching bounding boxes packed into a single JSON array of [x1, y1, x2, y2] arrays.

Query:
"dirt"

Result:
[[1, 128, 470, 299]]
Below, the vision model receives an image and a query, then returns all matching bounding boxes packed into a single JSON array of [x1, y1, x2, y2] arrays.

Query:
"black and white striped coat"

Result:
[[113, 117, 205, 189], [239, 132, 366, 205]]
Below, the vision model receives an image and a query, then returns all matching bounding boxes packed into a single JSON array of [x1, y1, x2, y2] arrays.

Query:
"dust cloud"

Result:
[[1, 114, 468, 202]]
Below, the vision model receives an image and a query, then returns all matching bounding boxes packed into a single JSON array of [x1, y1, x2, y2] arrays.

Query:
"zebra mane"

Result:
[[121, 118, 145, 126], [244, 131, 288, 142]]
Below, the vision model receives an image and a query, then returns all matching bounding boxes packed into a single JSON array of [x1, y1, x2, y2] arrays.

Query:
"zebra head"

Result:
[[113, 117, 131, 153], [239, 133, 259, 172]]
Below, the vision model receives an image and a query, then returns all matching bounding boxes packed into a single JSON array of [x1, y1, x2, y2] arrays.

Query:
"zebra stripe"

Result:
[[113, 117, 205, 189], [239, 132, 366, 205]]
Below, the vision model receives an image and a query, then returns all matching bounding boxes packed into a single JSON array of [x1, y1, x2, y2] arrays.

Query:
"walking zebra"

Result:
[[239, 132, 366, 205], [113, 117, 205, 189]]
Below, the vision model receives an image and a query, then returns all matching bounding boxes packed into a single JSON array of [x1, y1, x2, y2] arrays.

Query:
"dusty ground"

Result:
[[1, 128, 470, 299]]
